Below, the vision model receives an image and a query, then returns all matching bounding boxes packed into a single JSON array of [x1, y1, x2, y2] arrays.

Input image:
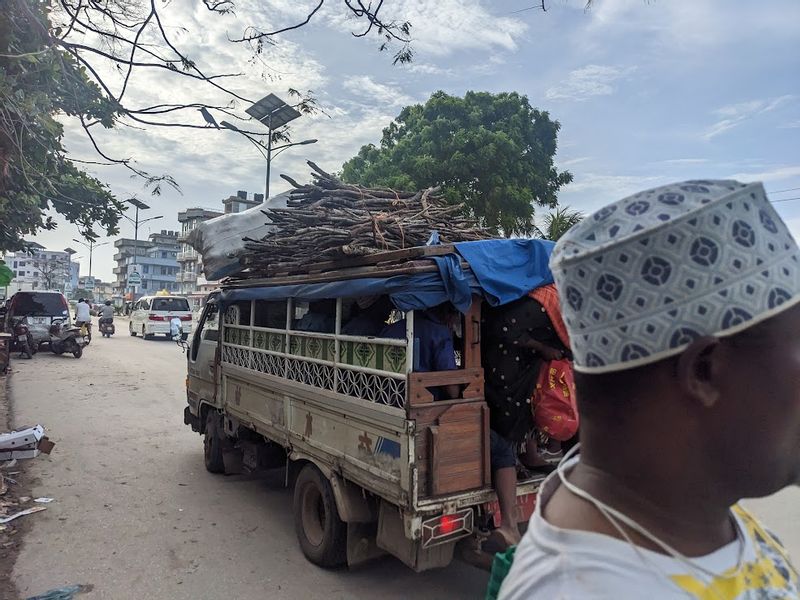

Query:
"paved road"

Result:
[[9, 324, 800, 599], [9, 325, 489, 599]]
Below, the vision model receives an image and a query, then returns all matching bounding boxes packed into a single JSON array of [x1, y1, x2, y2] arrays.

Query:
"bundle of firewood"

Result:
[[237, 161, 490, 276]]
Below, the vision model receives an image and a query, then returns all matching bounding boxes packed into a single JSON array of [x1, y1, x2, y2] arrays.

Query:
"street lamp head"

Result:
[[299, 139, 318, 145], [127, 198, 150, 210], [220, 120, 241, 132]]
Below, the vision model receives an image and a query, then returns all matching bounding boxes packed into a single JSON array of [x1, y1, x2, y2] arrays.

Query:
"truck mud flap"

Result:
[[184, 406, 200, 432]]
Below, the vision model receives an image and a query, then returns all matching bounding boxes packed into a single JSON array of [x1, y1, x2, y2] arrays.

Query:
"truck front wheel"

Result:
[[203, 411, 225, 474], [293, 464, 347, 568]]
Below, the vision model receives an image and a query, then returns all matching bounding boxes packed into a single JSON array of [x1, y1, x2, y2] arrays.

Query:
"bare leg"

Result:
[[494, 466, 521, 546]]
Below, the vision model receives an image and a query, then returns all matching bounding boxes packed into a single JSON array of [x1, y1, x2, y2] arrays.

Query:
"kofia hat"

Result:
[[550, 180, 800, 373]]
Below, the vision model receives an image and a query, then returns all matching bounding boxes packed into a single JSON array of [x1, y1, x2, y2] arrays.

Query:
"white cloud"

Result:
[[558, 156, 592, 168], [703, 95, 795, 140], [779, 120, 800, 129], [342, 76, 415, 108], [545, 65, 635, 101], [658, 158, 710, 166], [401, 63, 455, 76], [559, 173, 669, 214], [725, 165, 800, 184], [355, 0, 527, 57]]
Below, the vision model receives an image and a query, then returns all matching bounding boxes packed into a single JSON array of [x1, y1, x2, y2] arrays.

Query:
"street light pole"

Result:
[[266, 111, 273, 199], [72, 238, 110, 282], [123, 199, 162, 301]]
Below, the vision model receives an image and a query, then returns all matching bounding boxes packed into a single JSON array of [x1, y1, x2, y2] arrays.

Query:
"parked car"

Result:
[[129, 295, 192, 340], [4, 291, 71, 347]]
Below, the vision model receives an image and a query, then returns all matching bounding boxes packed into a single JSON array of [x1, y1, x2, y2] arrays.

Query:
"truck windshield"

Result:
[[152, 298, 190, 311]]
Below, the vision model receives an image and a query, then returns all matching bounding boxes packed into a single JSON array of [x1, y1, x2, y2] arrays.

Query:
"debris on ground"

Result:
[[0, 425, 55, 461], [0, 505, 47, 524], [25, 583, 94, 600]]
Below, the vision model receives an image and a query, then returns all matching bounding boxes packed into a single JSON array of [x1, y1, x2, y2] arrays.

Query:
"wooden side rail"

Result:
[[413, 400, 490, 497], [406, 368, 484, 406]]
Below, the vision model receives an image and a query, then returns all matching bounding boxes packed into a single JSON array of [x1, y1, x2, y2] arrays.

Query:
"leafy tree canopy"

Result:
[[1, 0, 412, 252], [341, 91, 573, 236], [0, 3, 124, 251]]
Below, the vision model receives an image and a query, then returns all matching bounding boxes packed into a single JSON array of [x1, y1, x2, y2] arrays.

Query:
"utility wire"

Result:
[[769, 186, 800, 194], [770, 196, 800, 204]]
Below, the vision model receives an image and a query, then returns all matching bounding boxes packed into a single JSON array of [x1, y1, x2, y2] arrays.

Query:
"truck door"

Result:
[[188, 294, 220, 408]]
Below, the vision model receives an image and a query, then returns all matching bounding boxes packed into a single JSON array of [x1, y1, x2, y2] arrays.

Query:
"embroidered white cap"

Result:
[[550, 180, 800, 373]]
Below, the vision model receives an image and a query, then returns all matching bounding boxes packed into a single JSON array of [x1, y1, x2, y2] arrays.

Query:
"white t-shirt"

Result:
[[75, 302, 91, 322], [499, 460, 799, 600]]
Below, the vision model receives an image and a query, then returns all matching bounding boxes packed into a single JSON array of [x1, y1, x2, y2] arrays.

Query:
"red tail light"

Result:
[[421, 509, 473, 548], [179, 315, 192, 321], [439, 514, 458, 535], [148, 314, 166, 321]]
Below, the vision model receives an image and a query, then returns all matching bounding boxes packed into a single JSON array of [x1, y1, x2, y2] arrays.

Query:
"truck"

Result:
[[183, 239, 556, 571]]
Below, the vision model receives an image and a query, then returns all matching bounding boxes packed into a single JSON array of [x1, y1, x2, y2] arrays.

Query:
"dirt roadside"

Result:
[[0, 370, 22, 600]]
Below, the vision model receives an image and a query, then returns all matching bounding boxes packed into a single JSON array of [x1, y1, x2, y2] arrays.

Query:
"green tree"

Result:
[[341, 91, 573, 236], [1, 0, 412, 252], [536, 205, 584, 241], [0, 4, 124, 252]]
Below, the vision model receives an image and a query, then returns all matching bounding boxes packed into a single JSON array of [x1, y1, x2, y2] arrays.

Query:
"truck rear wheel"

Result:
[[293, 464, 347, 568], [203, 411, 225, 474]]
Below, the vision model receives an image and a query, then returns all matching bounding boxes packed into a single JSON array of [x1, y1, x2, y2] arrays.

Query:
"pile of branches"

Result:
[[239, 161, 491, 275]]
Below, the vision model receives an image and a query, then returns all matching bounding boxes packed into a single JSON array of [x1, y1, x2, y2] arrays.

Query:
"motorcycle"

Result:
[[48, 318, 87, 358], [99, 318, 115, 338], [170, 317, 189, 352], [9, 316, 35, 359]]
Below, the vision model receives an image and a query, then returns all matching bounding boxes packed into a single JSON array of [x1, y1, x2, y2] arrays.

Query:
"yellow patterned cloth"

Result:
[[671, 505, 798, 599]]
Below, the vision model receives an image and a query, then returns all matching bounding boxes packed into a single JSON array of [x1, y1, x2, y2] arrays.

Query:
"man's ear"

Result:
[[677, 336, 722, 408]]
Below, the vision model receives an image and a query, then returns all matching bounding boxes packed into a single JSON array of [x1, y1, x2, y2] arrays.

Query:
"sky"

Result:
[[33, 0, 800, 282]]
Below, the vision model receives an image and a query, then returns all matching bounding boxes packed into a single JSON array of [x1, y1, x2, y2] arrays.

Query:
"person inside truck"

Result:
[[342, 295, 394, 337], [481, 291, 570, 551], [293, 299, 335, 333], [380, 302, 461, 400], [498, 180, 800, 599]]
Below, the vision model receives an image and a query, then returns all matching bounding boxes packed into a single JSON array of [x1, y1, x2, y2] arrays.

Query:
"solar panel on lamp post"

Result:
[[244, 94, 303, 199]]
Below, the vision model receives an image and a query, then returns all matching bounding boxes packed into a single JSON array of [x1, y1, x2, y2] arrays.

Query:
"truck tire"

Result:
[[293, 464, 347, 568], [203, 411, 226, 474]]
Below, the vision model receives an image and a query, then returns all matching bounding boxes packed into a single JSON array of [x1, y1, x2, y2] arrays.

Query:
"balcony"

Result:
[[177, 272, 198, 283], [176, 250, 198, 262]]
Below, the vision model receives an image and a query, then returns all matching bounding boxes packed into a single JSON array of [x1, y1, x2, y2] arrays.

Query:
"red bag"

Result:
[[533, 359, 579, 441]]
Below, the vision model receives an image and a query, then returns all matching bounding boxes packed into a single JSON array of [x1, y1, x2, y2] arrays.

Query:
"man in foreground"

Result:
[[499, 180, 800, 598]]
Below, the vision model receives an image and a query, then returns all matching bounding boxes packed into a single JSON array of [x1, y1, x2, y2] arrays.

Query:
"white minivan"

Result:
[[129, 295, 192, 340]]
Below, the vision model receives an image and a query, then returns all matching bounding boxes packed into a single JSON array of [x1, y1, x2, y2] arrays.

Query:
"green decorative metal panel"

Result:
[[288, 335, 334, 361], [224, 327, 250, 346], [340, 340, 406, 373], [252, 329, 284, 353]]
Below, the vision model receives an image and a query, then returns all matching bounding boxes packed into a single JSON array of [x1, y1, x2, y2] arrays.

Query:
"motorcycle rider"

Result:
[[74, 297, 92, 342], [99, 300, 114, 335]]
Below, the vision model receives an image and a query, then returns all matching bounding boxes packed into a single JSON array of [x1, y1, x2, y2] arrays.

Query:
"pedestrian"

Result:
[[498, 180, 800, 598]]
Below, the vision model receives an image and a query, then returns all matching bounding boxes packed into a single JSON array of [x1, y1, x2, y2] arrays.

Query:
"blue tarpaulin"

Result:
[[221, 238, 555, 312]]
